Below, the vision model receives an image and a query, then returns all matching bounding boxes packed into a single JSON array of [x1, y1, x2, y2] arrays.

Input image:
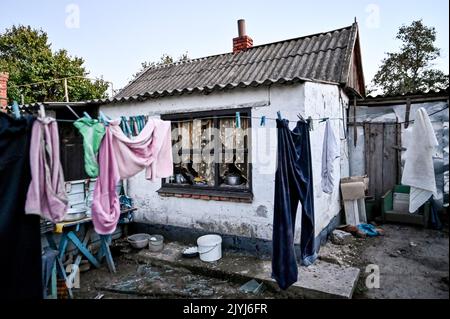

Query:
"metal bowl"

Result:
[[225, 174, 241, 186], [127, 233, 150, 249], [63, 207, 87, 222]]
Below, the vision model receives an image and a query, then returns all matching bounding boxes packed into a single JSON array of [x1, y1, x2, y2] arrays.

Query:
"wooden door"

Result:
[[364, 123, 401, 203]]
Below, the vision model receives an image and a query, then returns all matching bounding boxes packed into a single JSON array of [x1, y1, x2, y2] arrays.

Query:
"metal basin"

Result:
[[63, 207, 87, 222]]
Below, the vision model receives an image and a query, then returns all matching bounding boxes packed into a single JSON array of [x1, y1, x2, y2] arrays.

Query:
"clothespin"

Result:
[[83, 112, 92, 120], [39, 104, 46, 118], [235, 112, 241, 128], [277, 111, 282, 120], [12, 101, 20, 119], [319, 117, 329, 123], [307, 116, 314, 131], [260, 115, 266, 127], [99, 111, 109, 126], [297, 113, 305, 122]]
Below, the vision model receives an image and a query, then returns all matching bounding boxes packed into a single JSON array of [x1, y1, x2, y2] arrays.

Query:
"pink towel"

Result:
[[25, 117, 68, 222], [92, 118, 173, 234]]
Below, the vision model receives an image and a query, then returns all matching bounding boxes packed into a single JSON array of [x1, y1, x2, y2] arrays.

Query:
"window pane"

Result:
[[219, 116, 249, 152], [218, 117, 249, 189], [219, 152, 249, 189], [167, 119, 215, 187]]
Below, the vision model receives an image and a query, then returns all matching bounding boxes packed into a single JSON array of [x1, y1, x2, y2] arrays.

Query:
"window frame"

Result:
[[160, 108, 253, 199]]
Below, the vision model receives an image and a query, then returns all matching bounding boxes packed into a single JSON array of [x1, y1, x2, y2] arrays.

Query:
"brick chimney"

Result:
[[0, 72, 9, 112], [233, 19, 253, 53]]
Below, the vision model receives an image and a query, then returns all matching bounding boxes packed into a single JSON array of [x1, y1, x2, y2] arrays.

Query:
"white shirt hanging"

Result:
[[401, 107, 438, 213], [321, 120, 340, 194]]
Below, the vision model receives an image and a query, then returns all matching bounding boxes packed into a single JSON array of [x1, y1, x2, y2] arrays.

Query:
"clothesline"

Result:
[[12, 104, 449, 125]]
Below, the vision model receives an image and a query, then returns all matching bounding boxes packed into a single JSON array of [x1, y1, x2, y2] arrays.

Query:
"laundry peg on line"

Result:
[[99, 111, 109, 125], [307, 116, 314, 131], [235, 112, 241, 128], [277, 111, 282, 120], [39, 104, 46, 118], [260, 115, 266, 127], [319, 117, 329, 123], [83, 112, 92, 120], [12, 101, 20, 119]]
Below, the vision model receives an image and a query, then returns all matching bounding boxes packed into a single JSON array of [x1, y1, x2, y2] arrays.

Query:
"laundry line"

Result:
[[12, 103, 448, 125]]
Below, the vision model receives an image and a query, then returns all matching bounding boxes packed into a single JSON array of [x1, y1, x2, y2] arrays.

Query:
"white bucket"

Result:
[[197, 234, 222, 262]]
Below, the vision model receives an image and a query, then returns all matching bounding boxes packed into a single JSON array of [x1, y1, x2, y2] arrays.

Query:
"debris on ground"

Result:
[[330, 229, 353, 245], [239, 279, 265, 295], [72, 224, 448, 299], [337, 225, 367, 238], [74, 258, 275, 299]]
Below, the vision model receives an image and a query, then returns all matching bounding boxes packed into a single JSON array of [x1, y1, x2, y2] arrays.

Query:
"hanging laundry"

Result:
[[73, 117, 106, 178], [25, 116, 68, 223], [401, 107, 438, 213], [0, 113, 43, 299], [321, 120, 340, 194], [92, 118, 173, 234], [272, 119, 317, 290]]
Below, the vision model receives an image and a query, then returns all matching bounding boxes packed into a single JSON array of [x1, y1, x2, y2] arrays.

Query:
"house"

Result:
[[97, 20, 366, 253], [4, 20, 366, 254]]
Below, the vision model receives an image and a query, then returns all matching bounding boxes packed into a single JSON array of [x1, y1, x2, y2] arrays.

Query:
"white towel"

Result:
[[401, 108, 438, 213], [321, 120, 340, 194]]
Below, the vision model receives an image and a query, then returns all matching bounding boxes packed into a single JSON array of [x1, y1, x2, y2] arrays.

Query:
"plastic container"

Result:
[[148, 234, 164, 252], [197, 234, 222, 262]]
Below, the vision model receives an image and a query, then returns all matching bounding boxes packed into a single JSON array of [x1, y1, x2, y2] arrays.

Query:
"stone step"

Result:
[[126, 242, 360, 299]]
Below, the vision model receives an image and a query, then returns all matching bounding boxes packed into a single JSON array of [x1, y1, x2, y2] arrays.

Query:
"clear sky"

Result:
[[2, 0, 449, 93]]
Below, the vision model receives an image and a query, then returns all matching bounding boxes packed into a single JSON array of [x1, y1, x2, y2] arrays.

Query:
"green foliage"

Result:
[[0, 25, 109, 104], [371, 20, 449, 95], [132, 52, 190, 80]]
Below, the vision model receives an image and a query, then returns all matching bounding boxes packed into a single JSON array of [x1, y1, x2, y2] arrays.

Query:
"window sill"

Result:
[[157, 187, 253, 203]]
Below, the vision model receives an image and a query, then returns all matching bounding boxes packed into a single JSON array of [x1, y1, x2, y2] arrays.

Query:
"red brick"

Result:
[[191, 195, 201, 199], [182, 194, 192, 198], [209, 196, 220, 201], [200, 195, 210, 201], [174, 194, 183, 198]]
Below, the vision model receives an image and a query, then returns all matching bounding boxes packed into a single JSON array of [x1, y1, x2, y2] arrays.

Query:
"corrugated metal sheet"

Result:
[[114, 23, 359, 100]]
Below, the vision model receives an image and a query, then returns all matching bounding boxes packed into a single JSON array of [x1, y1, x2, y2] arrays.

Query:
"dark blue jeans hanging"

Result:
[[272, 119, 317, 290]]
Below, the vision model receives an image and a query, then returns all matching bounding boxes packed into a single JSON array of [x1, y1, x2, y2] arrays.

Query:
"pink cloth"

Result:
[[25, 117, 68, 222], [92, 118, 173, 234]]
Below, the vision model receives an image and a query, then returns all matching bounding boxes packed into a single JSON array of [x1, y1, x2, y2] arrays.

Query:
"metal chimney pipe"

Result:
[[237, 19, 246, 37]]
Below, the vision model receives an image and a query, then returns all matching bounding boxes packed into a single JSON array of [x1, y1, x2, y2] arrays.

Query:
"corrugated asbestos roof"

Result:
[[113, 23, 360, 100], [365, 87, 449, 100]]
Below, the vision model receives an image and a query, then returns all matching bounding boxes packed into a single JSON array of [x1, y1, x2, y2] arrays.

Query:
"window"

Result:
[[160, 108, 252, 198]]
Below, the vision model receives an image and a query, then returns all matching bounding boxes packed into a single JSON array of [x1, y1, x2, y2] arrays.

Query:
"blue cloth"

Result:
[[357, 223, 379, 237], [41, 248, 58, 298], [430, 197, 442, 230], [272, 119, 317, 290], [0, 113, 43, 299]]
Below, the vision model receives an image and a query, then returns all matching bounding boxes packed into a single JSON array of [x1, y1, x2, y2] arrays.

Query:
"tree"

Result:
[[132, 52, 190, 80], [371, 20, 449, 95], [0, 25, 109, 104]]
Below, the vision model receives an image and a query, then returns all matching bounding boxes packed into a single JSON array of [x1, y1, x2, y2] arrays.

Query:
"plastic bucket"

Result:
[[197, 234, 222, 262], [148, 234, 164, 252]]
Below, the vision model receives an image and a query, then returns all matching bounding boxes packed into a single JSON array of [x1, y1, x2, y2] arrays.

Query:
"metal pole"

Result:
[[64, 78, 69, 102]]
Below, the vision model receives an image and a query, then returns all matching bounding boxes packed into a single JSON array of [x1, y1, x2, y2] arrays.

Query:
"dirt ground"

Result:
[[74, 255, 279, 299], [73, 224, 449, 299], [354, 224, 449, 299]]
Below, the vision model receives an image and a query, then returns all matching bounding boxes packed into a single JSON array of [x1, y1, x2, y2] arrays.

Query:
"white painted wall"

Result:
[[100, 82, 348, 242]]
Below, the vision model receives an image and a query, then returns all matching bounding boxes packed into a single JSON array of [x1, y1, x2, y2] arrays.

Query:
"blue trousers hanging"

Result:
[[0, 113, 43, 299], [272, 119, 317, 290]]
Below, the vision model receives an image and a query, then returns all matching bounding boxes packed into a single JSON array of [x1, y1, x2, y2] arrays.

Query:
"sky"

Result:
[[2, 0, 449, 94]]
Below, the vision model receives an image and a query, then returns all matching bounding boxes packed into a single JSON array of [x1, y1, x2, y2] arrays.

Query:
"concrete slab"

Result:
[[126, 242, 360, 299]]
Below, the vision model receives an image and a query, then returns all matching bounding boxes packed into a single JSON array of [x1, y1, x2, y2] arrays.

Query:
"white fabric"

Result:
[[321, 120, 340, 194], [401, 108, 438, 213]]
